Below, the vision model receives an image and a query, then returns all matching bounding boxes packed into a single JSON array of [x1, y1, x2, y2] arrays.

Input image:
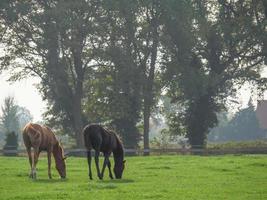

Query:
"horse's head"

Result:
[[53, 143, 66, 179], [114, 159, 126, 179]]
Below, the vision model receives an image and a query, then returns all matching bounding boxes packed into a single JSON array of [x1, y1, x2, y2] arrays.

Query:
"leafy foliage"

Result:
[[0, 96, 33, 146], [0, 0, 266, 148], [160, 0, 267, 147], [0, 96, 20, 134]]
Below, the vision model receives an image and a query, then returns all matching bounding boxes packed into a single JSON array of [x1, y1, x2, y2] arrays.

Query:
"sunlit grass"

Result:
[[0, 155, 266, 200]]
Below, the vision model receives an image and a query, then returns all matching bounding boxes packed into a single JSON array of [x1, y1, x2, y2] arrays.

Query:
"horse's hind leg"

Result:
[[32, 147, 40, 179], [87, 150, 93, 180], [94, 149, 102, 180], [26, 147, 33, 178]]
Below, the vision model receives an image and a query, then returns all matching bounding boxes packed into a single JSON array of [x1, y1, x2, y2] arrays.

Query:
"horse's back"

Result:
[[83, 124, 119, 152], [83, 124, 103, 150], [41, 126, 58, 146], [22, 123, 57, 149], [23, 123, 42, 148]]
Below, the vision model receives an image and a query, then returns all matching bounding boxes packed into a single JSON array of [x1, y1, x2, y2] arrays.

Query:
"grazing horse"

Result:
[[83, 124, 126, 180], [22, 123, 66, 179]]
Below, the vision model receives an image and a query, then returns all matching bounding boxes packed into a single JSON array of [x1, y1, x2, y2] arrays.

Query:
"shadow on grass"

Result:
[[89, 184, 118, 190], [31, 178, 68, 183], [16, 173, 28, 177], [145, 166, 172, 170], [87, 179, 134, 190], [248, 162, 267, 167], [206, 166, 235, 173], [99, 179, 135, 184]]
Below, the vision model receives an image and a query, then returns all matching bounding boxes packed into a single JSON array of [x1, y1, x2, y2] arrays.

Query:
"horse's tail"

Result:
[[83, 126, 92, 150], [22, 124, 31, 149], [22, 123, 41, 147]]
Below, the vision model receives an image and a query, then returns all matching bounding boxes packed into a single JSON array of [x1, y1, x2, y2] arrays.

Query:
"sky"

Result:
[[0, 68, 266, 122], [0, 72, 46, 121]]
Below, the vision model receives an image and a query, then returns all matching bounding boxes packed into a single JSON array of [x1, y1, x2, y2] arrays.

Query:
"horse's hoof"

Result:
[[32, 173, 37, 180], [89, 173, 93, 180]]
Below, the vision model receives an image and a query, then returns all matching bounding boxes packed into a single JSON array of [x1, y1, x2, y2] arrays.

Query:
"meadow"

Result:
[[0, 154, 266, 200]]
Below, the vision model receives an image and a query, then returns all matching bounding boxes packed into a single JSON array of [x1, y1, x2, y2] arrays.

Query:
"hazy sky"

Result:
[[0, 72, 45, 121]]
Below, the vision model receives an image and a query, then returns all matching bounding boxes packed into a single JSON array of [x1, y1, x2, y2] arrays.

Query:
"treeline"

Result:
[[0, 0, 266, 149], [208, 100, 267, 142], [0, 96, 33, 152]]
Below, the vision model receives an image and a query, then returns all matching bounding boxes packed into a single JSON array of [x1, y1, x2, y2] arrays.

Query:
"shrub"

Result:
[[3, 131, 18, 156]]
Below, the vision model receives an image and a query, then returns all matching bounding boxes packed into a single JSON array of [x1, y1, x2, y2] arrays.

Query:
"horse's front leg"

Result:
[[100, 153, 108, 178], [102, 153, 113, 179], [47, 149, 52, 179], [87, 150, 93, 180], [94, 150, 102, 180], [106, 157, 114, 179]]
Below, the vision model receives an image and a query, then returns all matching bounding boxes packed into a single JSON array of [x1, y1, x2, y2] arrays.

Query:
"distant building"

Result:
[[256, 100, 267, 130]]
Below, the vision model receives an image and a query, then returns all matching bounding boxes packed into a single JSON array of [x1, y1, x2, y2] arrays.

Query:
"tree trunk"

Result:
[[71, 35, 85, 148], [143, 18, 159, 155], [72, 92, 83, 148], [186, 93, 217, 149], [143, 103, 150, 155]]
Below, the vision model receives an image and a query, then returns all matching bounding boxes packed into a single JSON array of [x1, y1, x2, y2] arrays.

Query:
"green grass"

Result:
[[0, 155, 267, 200]]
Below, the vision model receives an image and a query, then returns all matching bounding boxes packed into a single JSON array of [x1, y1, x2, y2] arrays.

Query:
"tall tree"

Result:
[[0, 96, 20, 134], [83, 0, 162, 149], [141, 0, 161, 154], [160, 0, 267, 147], [83, 0, 143, 148], [0, 0, 100, 147]]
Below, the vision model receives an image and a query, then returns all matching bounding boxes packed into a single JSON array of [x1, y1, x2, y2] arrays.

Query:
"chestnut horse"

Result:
[[22, 123, 66, 179], [83, 124, 125, 180]]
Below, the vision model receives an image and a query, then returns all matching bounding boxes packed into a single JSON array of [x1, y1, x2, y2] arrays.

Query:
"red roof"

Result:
[[256, 100, 267, 129]]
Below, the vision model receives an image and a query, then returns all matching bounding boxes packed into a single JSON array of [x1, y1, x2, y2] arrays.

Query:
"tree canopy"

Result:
[[0, 0, 266, 148]]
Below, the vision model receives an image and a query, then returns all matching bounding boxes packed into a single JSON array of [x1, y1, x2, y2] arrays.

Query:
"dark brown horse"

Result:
[[22, 123, 66, 179], [83, 124, 125, 180]]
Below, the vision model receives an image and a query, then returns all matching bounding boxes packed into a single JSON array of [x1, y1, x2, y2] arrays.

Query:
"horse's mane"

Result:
[[110, 129, 124, 156], [114, 133, 123, 149], [102, 126, 124, 155], [104, 127, 123, 145], [54, 142, 65, 158], [53, 142, 65, 164]]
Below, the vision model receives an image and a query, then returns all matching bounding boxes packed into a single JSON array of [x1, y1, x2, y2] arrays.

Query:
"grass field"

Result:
[[0, 155, 267, 200]]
